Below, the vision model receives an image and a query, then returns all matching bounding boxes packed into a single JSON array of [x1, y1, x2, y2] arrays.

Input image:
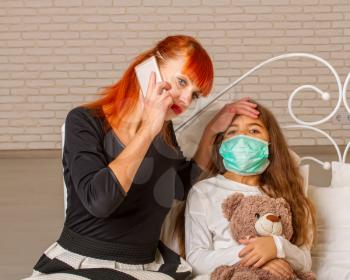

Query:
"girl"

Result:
[[24, 35, 258, 280], [185, 102, 317, 278]]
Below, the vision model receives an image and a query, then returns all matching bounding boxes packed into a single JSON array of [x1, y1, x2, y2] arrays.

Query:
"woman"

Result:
[[185, 102, 317, 278], [24, 35, 259, 280]]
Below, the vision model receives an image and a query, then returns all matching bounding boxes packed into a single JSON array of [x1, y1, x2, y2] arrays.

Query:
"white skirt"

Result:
[[23, 227, 192, 280]]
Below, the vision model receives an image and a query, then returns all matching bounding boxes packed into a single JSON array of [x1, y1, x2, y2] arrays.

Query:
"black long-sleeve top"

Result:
[[62, 106, 202, 245]]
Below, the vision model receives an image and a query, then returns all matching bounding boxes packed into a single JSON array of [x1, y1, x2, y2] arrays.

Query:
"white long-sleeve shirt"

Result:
[[185, 174, 312, 276]]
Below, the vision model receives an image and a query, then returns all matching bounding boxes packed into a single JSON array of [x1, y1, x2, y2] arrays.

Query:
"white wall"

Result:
[[1, 0, 350, 150]]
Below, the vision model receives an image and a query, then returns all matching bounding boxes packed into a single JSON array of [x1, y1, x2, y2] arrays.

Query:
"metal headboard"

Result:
[[174, 53, 350, 167]]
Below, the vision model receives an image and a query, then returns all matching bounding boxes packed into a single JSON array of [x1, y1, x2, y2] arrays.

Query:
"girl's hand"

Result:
[[261, 259, 294, 278], [238, 236, 277, 268], [142, 72, 173, 137], [205, 97, 259, 136]]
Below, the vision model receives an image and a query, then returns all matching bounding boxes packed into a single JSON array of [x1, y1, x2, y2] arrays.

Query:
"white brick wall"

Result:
[[1, 0, 350, 150]]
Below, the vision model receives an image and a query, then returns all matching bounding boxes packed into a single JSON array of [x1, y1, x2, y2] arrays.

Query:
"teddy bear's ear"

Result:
[[222, 193, 244, 220], [276, 197, 291, 213]]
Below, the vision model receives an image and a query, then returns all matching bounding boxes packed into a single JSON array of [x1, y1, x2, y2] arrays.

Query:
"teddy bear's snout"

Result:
[[254, 213, 283, 236], [266, 214, 281, 222]]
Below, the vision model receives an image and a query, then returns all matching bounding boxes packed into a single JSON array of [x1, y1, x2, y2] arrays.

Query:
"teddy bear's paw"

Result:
[[210, 265, 235, 280], [231, 271, 259, 280], [296, 271, 316, 280], [254, 268, 298, 280]]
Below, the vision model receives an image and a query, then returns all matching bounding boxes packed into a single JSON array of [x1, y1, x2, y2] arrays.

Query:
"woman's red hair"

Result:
[[85, 35, 213, 130]]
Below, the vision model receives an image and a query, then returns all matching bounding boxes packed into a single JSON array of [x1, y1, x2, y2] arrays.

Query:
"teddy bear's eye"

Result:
[[255, 213, 260, 219]]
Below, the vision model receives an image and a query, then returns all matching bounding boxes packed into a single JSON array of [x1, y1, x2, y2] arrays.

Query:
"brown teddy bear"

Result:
[[210, 194, 315, 280]]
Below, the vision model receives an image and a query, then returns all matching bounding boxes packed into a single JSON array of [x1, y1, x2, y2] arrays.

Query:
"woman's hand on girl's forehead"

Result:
[[205, 97, 260, 135], [228, 97, 260, 118]]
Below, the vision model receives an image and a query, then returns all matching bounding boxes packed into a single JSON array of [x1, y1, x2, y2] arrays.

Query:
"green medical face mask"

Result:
[[219, 134, 270, 176]]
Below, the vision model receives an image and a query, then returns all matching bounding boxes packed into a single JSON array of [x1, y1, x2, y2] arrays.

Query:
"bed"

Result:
[[61, 53, 350, 279], [165, 53, 350, 280]]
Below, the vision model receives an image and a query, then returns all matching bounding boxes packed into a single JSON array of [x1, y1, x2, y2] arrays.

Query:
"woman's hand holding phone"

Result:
[[141, 72, 173, 138]]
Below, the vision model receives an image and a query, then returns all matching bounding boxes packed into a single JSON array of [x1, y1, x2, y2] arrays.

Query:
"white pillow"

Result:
[[299, 164, 310, 195], [176, 103, 221, 159], [331, 161, 350, 188], [308, 185, 350, 279]]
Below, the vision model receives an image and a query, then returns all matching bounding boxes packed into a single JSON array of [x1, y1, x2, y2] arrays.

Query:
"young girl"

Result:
[[185, 102, 317, 278]]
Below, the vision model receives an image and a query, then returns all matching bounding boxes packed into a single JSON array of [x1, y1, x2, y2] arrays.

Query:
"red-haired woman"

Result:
[[24, 35, 258, 280]]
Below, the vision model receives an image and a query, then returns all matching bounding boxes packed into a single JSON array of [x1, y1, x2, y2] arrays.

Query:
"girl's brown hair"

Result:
[[175, 101, 317, 257], [84, 35, 213, 146]]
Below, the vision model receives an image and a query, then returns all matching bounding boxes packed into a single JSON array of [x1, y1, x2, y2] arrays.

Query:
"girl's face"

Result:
[[223, 114, 269, 142], [159, 57, 202, 120]]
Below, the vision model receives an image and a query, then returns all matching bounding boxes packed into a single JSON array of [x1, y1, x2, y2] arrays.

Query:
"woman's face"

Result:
[[223, 114, 269, 142], [159, 57, 202, 120]]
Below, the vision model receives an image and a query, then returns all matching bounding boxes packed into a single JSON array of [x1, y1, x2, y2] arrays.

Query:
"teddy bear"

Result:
[[210, 194, 315, 280]]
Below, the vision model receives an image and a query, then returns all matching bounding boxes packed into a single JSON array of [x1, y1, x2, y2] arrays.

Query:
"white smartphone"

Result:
[[135, 56, 163, 97]]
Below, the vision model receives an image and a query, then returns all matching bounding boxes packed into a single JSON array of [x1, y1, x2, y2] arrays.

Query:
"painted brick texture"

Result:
[[1, 0, 350, 149]]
